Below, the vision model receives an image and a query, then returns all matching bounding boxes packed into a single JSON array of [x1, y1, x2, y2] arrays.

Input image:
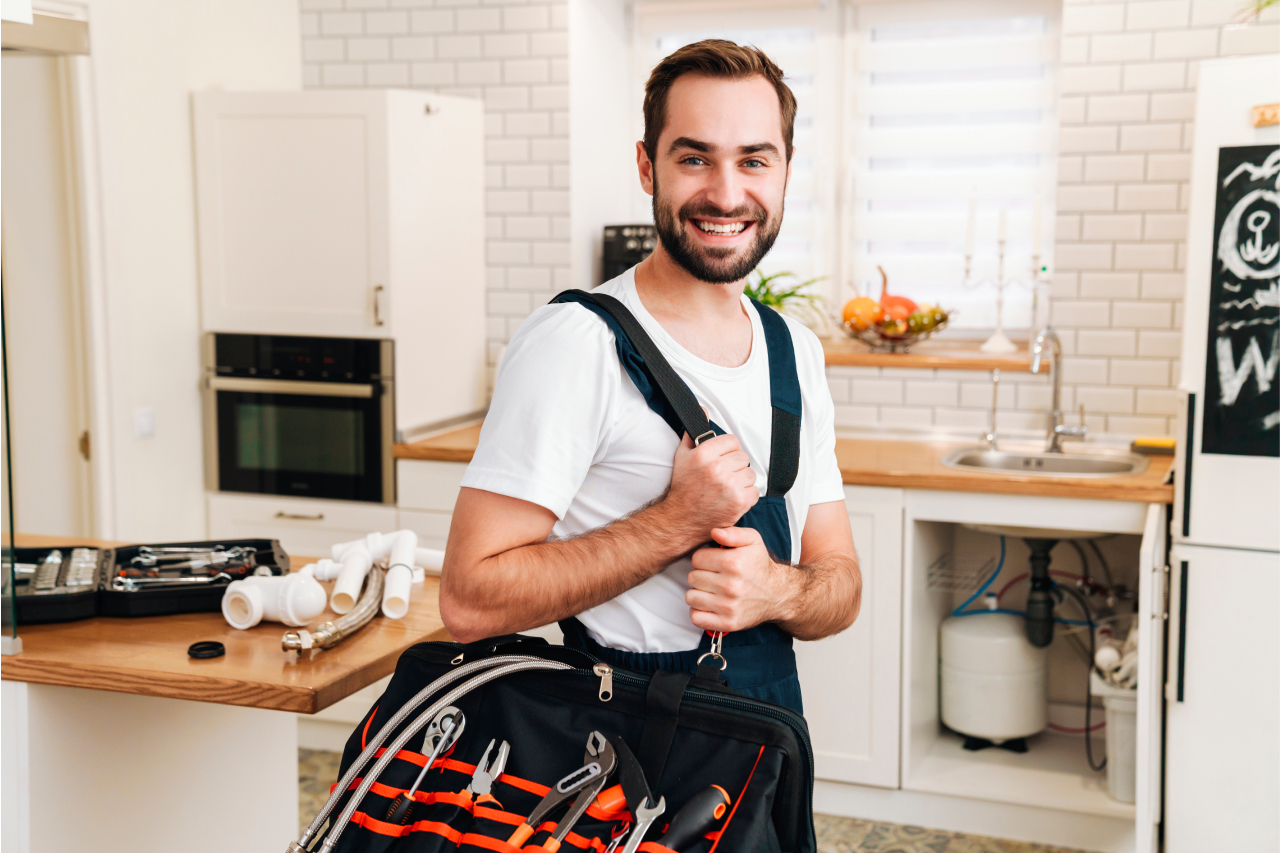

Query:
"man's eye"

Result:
[[681, 156, 707, 166], [743, 159, 766, 168]]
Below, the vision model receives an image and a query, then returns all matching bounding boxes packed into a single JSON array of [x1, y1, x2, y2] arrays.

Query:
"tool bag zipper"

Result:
[[405, 644, 816, 819]]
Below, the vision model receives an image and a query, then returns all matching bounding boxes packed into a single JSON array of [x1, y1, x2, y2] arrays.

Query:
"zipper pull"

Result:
[[593, 663, 613, 702]]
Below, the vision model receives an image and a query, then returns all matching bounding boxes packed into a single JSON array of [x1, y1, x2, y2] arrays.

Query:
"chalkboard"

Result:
[[1202, 145, 1279, 457]]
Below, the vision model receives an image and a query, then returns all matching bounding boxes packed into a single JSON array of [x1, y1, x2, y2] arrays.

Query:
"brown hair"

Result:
[[643, 39, 797, 163]]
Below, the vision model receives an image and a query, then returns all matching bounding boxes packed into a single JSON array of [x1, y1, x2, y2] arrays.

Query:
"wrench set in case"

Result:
[[294, 636, 816, 853], [10, 538, 289, 623]]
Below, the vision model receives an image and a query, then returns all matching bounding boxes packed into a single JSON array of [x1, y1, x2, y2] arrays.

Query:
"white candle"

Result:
[[1032, 192, 1042, 260], [965, 190, 977, 257], [998, 208, 1007, 243]]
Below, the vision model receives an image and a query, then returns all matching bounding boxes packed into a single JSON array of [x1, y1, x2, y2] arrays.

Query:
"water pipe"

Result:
[[330, 547, 373, 615], [283, 567, 385, 653], [221, 573, 327, 629], [382, 530, 418, 619]]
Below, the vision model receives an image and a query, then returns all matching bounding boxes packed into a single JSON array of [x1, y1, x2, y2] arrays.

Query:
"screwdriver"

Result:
[[658, 785, 732, 851]]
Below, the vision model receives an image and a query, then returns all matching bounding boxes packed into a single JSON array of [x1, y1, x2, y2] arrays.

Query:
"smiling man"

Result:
[[439, 40, 861, 713]]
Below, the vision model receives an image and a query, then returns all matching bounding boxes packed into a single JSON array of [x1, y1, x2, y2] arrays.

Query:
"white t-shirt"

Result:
[[460, 267, 845, 653]]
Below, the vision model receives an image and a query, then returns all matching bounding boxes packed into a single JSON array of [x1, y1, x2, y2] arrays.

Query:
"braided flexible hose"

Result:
[[317, 658, 573, 853], [291, 654, 566, 850], [283, 567, 385, 652]]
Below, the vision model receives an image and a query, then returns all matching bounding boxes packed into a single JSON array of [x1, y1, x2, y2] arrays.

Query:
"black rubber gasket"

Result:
[[188, 640, 226, 659]]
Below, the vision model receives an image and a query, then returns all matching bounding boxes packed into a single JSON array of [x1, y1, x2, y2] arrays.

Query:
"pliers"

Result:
[[507, 731, 617, 850], [461, 738, 510, 809]]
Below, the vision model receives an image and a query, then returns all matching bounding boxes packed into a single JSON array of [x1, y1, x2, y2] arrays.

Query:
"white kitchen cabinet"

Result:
[[795, 486, 903, 788], [207, 492, 395, 559], [192, 90, 488, 434], [397, 508, 452, 551], [1164, 543, 1279, 852], [397, 459, 468, 512]]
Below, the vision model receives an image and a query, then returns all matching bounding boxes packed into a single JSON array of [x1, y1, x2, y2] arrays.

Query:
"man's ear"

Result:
[[637, 140, 655, 197]]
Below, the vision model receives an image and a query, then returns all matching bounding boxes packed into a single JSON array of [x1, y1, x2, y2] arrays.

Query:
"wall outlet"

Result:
[[133, 407, 155, 439]]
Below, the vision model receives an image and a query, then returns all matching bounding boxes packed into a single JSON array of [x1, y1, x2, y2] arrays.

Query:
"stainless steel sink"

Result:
[[941, 447, 1149, 478]]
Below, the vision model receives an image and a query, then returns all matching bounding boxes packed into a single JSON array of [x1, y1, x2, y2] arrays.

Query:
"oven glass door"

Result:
[[215, 386, 385, 502]]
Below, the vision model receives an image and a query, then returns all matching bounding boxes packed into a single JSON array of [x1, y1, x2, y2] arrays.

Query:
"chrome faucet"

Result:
[[1030, 326, 1087, 452], [982, 369, 1000, 450]]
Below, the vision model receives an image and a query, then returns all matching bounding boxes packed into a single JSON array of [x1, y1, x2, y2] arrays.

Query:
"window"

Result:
[[847, 0, 1060, 329], [629, 0, 1060, 331]]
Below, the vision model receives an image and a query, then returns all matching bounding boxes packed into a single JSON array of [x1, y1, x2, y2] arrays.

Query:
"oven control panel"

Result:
[[212, 334, 389, 383]]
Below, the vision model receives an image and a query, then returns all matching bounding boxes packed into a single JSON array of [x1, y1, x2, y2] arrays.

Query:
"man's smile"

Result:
[[689, 218, 755, 241]]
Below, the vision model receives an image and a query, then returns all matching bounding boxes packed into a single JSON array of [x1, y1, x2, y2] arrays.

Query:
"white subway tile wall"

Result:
[[301, 0, 570, 366], [300, 0, 1277, 439]]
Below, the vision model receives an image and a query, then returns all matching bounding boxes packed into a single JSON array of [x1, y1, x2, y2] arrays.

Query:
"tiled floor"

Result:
[[299, 749, 1094, 853]]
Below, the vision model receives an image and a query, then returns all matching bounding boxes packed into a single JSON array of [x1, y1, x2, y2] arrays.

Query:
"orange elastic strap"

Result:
[[636, 843, 679, 853], [459, 832, 521, 853], [350, 810, 607, 852], [362, 704, 379, 750], [707, 745, 765, 853], [391, 756, 629, 822]]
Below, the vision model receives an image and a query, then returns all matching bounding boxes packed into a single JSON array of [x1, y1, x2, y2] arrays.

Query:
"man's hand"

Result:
[[685, 526, 792, 633], [662, 433, 759, 540]]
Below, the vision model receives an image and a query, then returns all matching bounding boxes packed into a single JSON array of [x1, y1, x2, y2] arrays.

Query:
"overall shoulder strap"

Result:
[[550, 289, 715, 443], [749, 299, 802, 498]]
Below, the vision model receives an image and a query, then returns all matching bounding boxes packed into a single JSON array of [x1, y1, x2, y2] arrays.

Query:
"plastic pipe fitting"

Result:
[[330, 547, 374, 615], [222, 573, 327, 630], [382, 530, 418, 619], [300, 559, 344, 582], [416, 547, 445, 574]]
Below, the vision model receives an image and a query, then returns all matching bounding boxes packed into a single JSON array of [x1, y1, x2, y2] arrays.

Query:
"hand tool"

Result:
[[111, 572, 233, 591], [460, 738, 510, 808], [506, 731, 615, 848], [386, 707, 465, 824], [656, 785, 732, 851], [618, 796, 665, 853], [541, 732, 617, 852], [603, 826, 631, 853], [610, 736, 665, 853]]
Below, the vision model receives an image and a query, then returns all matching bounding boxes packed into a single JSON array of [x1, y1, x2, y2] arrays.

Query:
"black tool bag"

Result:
[[298, 636, 815, 853]]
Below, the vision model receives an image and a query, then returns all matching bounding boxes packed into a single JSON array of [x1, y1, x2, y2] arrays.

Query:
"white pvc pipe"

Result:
[[415, 548, 445, 575], [222, 574, 327, 629], [300, 559, 344, 582], [330, 547, 373, 615], [332, 530, 421, 562], [381, 531, 418, 618]]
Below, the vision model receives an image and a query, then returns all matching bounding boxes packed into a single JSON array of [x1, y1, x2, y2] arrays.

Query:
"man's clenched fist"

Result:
[[685, 526, 794, 633]]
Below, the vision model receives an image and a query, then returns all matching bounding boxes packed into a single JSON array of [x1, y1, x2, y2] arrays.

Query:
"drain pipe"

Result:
[[381, 530, 418, 619]]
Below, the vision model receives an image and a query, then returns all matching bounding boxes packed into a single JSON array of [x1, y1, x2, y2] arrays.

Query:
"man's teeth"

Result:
[[695, 220, 747, 236]]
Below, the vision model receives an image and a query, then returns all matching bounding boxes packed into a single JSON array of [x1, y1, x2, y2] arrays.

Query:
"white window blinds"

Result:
[[847, 0, 1060, 329]]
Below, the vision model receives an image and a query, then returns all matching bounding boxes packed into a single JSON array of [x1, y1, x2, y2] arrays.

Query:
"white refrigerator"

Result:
[[1170, 54, 1279, 853]]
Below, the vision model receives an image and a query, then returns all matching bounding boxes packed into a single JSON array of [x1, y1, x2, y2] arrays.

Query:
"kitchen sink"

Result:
[[941, 447, 1149, 478]]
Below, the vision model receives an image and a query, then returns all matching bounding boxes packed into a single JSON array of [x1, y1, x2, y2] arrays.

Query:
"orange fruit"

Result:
[[843, 296, 883, 330], [880, 294, 918, 322]]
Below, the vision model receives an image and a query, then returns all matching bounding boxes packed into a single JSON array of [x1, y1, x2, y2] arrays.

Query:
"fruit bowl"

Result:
[[839, 313, 952, 352]]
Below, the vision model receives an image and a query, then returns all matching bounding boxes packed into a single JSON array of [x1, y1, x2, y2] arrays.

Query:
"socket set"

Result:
[[8, 538, 289, 623]]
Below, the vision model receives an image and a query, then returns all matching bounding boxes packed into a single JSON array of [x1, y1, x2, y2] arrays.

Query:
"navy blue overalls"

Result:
[[549, 289, 806, 714]]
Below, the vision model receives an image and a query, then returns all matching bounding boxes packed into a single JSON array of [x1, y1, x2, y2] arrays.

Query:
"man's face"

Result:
[[640, 73, 790, 284]]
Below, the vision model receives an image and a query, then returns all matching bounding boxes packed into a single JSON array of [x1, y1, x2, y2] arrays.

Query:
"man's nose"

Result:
[[703, 162, 747, 214]]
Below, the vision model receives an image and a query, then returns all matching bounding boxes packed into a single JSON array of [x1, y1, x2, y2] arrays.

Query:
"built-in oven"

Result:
[[202, 333, 394, 504]]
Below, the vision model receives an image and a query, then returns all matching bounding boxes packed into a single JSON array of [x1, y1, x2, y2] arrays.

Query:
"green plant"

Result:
[[744, 269, 830, 332], [1237, 0, 1277, 21]]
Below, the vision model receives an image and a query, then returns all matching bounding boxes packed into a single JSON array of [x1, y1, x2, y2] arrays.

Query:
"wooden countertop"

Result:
[[396, 426, 1174, 504], [821, 338, 1048, 373], [1, 534, 451, 714]]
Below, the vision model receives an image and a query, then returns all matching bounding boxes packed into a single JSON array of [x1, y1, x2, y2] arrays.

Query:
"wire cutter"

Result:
[[461, 738, 510, 809], [506, 731, 617, 850]]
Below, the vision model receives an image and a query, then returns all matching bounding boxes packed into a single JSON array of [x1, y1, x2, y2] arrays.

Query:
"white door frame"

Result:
[[29, 0, 116, 538]]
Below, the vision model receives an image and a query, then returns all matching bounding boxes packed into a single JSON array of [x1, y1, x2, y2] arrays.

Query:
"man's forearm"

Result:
[[773, 551, 861, 642], [442, 497, 706, 643]]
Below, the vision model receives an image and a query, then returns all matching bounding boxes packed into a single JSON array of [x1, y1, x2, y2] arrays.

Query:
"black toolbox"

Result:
[[10, 538, 289, 623]]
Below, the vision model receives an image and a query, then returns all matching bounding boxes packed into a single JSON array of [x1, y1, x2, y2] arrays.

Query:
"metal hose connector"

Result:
[[283, 567, 385, 653], [316, 659, 573, 853], [292, 654, 558, 849]]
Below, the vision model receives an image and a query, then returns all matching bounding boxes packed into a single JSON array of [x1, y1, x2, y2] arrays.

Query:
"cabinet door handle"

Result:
[[373, 284, 386, 327], [1175, 560, 1189, 702], [275, 511, 325, 521]]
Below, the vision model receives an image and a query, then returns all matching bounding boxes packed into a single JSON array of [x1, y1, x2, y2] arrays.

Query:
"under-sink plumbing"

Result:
[[1029, 326, 1088, 453]]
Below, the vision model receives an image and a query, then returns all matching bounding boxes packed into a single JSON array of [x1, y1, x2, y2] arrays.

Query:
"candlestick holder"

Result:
[[963, 238, 1044, 353]]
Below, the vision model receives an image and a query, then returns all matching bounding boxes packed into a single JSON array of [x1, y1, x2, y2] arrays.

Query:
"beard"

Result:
[[651, 176, 784, 284]]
